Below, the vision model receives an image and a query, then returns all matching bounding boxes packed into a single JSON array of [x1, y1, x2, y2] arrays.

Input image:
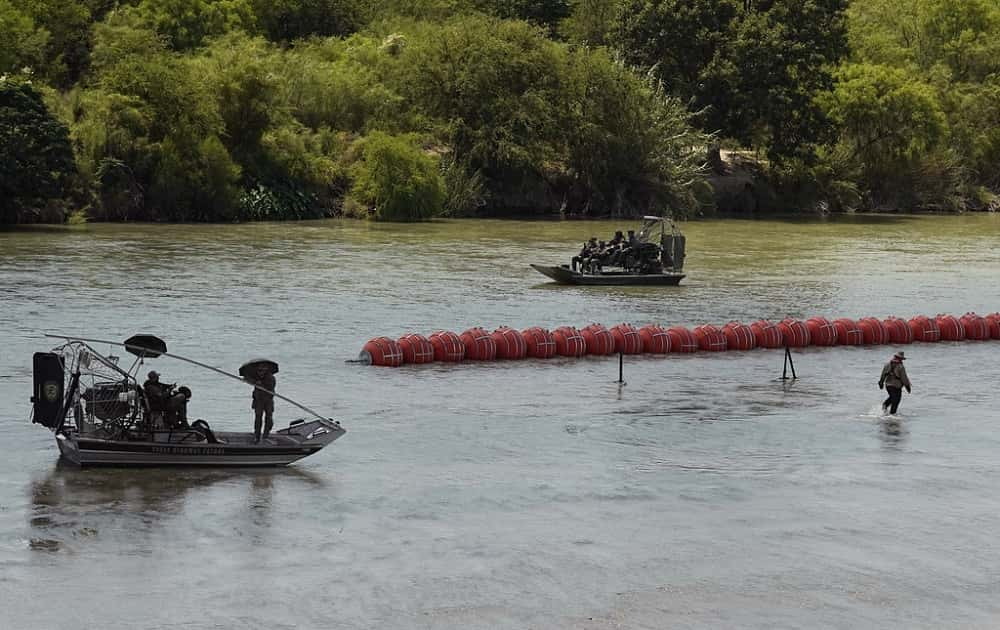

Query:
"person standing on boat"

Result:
[[878, 351, 912, 414], [143, 371, 165, 403], [252, 364, 276, 443]]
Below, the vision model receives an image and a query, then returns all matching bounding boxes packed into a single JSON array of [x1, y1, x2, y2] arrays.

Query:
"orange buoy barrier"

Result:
[[362, 309, 996, 367], [521, 327, 556, 359], [492, 326, 527, 359], [398, 333, 434, 364], [908, 315, 940, 342], [833, 318, 863, 345], [778, 318, 810, 348], [360, 336, 404, 367], [429, 330, 464, 362], [553, 326, 587, 357], [638, 324, 671, 353], [883, 317, 913, 344], [460, 327, 497, 360], [581, 323, 615, 355], [805, 317, 837, 346], [986, 313, 1000, 339], [858, 317, 889, 345], [936, 314, 965, 341], [959, 312, 990, 340], [693, 324, 727, 351], [666, 326, 698, 353], [722, 321, 756, 351], [610, 323, 643, 354], [750, 319, 784, 349]]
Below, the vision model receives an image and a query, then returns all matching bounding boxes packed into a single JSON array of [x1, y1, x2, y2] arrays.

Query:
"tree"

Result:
[[251, 0, 361, 42], [615, 0, 849, 162], [348, 132, 444, 221], [0, 0, 48, 74], [473, 0, 571, 33], [128, 0, 257, 51], [559, 0, 619, 46], [0, 80, 76, 223]]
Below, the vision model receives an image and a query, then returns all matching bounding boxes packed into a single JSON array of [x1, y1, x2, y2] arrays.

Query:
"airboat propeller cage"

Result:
[[124, 334, 167, 358], [639, 215, 685, 272]]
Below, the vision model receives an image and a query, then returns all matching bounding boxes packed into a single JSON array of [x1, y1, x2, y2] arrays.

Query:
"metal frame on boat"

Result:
[[531, 216, 687, 286], [30, 334, 345, 467]]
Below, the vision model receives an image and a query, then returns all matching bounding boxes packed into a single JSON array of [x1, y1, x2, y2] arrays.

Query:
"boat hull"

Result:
[[55, 419, 345, 467], [530, 264, 685, 286]]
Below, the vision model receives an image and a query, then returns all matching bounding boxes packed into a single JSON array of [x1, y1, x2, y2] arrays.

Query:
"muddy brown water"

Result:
[[1, 215, 999, 629]]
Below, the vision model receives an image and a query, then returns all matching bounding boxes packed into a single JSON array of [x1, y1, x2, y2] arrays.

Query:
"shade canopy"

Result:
[[239, 358, 279, 377], [124, 334, 167, 358]]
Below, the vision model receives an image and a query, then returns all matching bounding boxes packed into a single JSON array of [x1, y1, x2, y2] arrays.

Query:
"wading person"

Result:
[[251, 364, 276, 443], [878, 351, 912, 414]]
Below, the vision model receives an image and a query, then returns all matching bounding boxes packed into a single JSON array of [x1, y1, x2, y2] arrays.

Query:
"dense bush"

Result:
[[347, 132, 445, 221]]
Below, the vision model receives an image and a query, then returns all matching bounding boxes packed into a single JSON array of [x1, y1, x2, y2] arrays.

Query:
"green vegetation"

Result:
[[1, 0, 998, 223]]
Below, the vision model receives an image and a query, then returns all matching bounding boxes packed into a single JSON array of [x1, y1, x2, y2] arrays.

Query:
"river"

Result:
[[0, 215, 998, 629]]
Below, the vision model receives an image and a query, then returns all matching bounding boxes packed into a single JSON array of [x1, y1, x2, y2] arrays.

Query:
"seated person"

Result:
[[572, 237, 598, 271]]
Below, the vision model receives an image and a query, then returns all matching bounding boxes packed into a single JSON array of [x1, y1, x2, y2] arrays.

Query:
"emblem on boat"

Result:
[[42, 381, 61, 403]]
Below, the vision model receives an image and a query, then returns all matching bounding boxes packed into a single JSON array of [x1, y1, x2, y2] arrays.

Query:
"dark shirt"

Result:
[[143, 379, 166, 402], [252, 373, 276, 408]]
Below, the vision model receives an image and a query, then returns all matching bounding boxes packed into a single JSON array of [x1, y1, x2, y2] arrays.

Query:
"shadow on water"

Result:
[[26, 462, 327, 551]]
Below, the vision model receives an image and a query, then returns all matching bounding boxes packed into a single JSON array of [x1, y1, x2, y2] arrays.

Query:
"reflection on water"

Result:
[[27, 463, 326, 553]]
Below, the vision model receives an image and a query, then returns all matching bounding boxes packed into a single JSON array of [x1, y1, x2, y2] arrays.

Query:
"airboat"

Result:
[[30, 334, 345, 467], [531, 216, 687, 286]]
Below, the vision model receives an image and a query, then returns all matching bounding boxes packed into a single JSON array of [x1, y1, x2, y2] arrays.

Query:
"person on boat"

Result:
[[878, 351, 912, 415], [143, 371, 167, 406], [251, 364, 276, 443], [585, 240, 607, 273], [572, 237, 598, 272]]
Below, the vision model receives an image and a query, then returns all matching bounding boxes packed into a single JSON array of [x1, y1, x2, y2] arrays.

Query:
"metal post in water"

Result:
[[618, 352, 624, 384], [782, 346, 797, 380]]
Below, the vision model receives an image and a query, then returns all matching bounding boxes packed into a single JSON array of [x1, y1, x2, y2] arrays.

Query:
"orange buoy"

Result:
[[882, 317, 913, 344], [936, 314, 966, 341], [492, 326, 527, 359], [581, 323, 615, 355], [722, 321, 756, 351], [777, 318, 810, 348], [609, 323, 643, 354], [908, 315, 940, 342], [858, 317, 889, 345], [805, 317, 837, 346], [397, 333, 434, 364], [666, 326, 698, 353], [553, 326, 587, 357], [521, 327, 556, 359], [985, 313, 1000, 339], [959, 312, 990, 340], [638, 324, 671, 353], [693, 324, 727, 351], [833, 318, 863, 345], [750, 319, 783, 349], [429, 330, 464, 362], [460, 327, 497, 360], [360, 336, 404, 367]]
